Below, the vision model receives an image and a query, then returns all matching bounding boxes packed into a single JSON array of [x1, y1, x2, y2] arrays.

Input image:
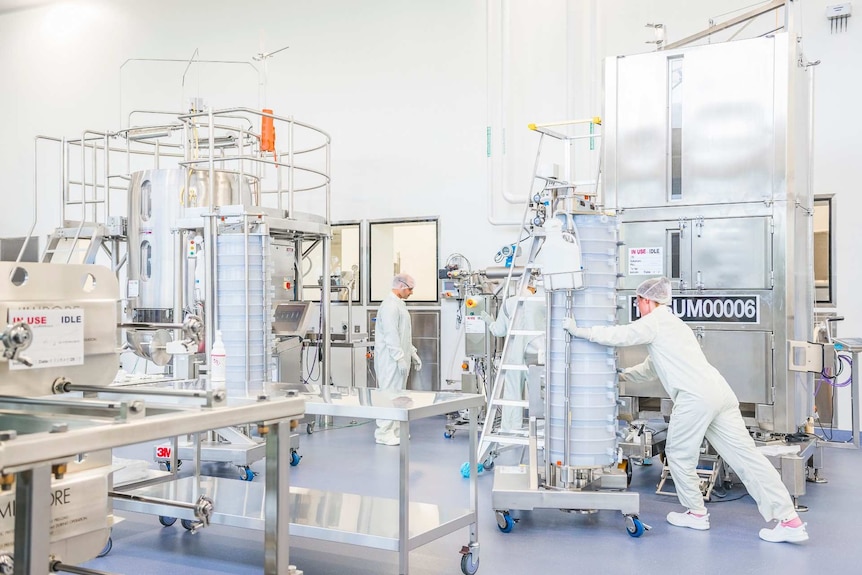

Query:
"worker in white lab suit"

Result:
[[481, 278, 545, 432], [373, 273, 421, 446], [563, 277, 809, 543]]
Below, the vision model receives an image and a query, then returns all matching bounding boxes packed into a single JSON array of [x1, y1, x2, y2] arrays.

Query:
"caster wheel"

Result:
[[495, 511, 514, 533], [158, 516, 177, 527], [482, 458, 495, 470], [444, 431, 453, 439], [97, 537, 113, 557], [181, 519, 196, 531], [290, 450, 302, 466], [239, 466, 256, 481], [306, 423, 315, 435], [626, 515, 645, 537], [460, 552, 479, 575]]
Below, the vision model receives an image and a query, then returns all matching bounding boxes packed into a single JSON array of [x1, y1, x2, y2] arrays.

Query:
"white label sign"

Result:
[[127, 279, 140, 298], [465, 315, 486, 334], [498, 465, 528, 474], [628, 246, 663, 275], [7, 308, 85, 370], [0, 471, 109, 551]]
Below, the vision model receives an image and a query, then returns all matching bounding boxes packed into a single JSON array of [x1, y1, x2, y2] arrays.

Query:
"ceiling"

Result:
[[0, 0, 55, 15]]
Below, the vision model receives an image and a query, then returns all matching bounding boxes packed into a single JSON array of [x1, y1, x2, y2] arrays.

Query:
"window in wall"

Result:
[[813, 196, 835, 306], [301, 223, 361, 302], [668, 230, 681, 280], [668, 55, 684, 201], [369, 219, 438, 303]]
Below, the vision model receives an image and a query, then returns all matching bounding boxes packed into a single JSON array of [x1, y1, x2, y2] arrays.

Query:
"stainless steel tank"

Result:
[[126, 168, 257, 363]]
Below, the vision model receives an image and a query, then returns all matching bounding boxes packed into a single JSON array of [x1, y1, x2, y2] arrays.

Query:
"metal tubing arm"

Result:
[[50, 561, 115, 575], [528, 117, 602, 129], [108, 491, 212, 517], [178, 107, 332, 142], [662, 0, 786, 50], [57, 382, 225, 402], [118, 322, 186, 330], [0, 396, 143, 421]]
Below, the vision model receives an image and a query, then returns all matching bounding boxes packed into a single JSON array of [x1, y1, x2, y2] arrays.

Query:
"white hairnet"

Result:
[[392, 273, 415, 289], [636, 277, 672, 304]]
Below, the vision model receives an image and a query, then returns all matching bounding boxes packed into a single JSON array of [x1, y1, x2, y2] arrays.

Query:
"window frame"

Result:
[[301, 221, 363, 304], [813, 195, 836, 307], [368, 217, 440, 305]]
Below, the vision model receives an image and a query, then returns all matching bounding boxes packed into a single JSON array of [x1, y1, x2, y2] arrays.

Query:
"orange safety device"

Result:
[[261, 109, 276, 153]]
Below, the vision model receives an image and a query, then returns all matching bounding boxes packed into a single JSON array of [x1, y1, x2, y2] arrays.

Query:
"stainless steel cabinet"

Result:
[[621, 216, 772, 291], [617, 329, 772, 405], [610, 37, 777, 209], [367, 309, 440, 391]]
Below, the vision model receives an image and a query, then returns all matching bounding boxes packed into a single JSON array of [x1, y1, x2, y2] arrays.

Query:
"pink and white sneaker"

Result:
[[759, 522, 809, 543]]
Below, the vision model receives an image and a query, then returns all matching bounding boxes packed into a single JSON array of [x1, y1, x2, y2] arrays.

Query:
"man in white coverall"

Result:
[[481, 280, 545, 431], [563, 277, 809, 543], [374, 273, 422, 446]]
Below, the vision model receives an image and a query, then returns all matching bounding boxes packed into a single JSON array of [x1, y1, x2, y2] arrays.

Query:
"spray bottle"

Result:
[[211, 330, 226, 387]]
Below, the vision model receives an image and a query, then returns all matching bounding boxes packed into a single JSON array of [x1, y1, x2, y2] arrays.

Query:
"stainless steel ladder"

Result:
[[477, 232, 545, 467], [41, 221, 106, 264]]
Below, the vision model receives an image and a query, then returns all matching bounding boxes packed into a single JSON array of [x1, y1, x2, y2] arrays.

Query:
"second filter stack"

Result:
[[546, 213, 620, 468], [215, 233, 273, 397]]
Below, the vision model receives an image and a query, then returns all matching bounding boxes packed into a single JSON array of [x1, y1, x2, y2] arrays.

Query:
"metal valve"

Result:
[[183, 315, 204, 345], [0, 554, 12, 575], [1, 321, 33, 366], [194, 495, 214, 527]]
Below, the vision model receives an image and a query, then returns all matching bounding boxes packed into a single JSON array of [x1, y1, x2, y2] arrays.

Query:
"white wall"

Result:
[[2, 0, 859, 426]]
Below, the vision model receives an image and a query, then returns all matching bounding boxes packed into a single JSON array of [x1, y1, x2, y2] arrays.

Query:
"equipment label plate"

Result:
[[0, 470, 109, 550], [629, 295, 760, 324], [465, 316, 485, 334], [7, 308, 85, 370], [627, 246, 663, 275]]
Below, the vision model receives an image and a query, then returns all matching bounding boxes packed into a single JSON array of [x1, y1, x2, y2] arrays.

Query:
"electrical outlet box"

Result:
[[826, 3, 852, 18]]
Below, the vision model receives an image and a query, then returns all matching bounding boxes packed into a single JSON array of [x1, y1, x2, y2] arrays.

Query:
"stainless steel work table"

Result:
[[1, 393, 304, 575], [301, 388, 483, 575], [113, 388, 484, 575]]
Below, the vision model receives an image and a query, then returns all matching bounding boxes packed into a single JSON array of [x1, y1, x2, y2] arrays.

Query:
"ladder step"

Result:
[[515, 295, 545, 302], [508, 329, 544, 336], [481, 434, 530, 446], [488, 399, 529, 408]]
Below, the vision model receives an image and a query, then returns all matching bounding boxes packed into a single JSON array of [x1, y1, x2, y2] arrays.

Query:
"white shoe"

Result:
[[666, 511, 710, 531], [759, 522, 809, 543], [375, 437, 400, 446]]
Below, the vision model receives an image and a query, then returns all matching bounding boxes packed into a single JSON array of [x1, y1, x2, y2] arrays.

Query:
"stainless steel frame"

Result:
[[1, 389, 304, 575], [115, 388, 483, 575], [833, 338, 862, 448]]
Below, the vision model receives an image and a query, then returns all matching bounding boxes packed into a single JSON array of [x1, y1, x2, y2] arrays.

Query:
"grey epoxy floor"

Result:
[[86, 417, 862, 575]]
